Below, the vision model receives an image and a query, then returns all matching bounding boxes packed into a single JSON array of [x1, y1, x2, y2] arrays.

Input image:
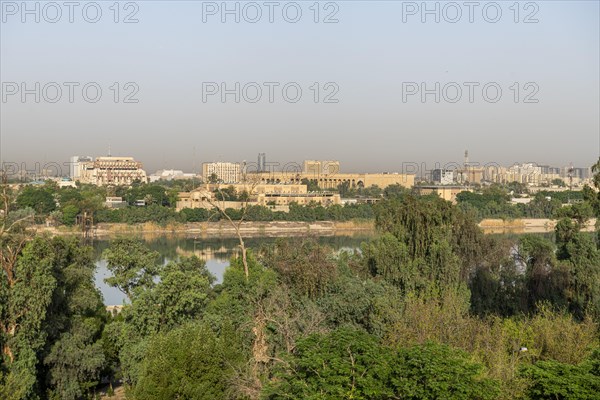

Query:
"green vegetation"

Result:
[[6, 177, 595, 226], [1, 161, 600, 398], [455, 186, 585, 220], [0, 235, 106, 400]]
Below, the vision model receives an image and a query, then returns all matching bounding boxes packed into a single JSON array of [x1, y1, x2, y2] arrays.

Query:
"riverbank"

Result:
[[479, 218, 597, 234], [36, 220, 377, 239], [35, 218, 598, 238]]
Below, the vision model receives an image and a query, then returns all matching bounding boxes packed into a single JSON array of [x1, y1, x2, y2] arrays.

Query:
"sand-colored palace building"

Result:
[[77, 157, 147, 186]]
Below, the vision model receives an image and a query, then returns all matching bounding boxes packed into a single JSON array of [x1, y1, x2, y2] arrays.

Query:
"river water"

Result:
[[92, 235, 373, 305]]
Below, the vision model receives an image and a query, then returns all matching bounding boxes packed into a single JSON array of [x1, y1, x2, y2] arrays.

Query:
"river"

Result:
[[92, 234, 373, 305]]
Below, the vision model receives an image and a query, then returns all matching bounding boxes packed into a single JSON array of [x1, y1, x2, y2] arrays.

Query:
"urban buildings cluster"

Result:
[[5, 152, 593, 210], [431, 163, 591, 187]]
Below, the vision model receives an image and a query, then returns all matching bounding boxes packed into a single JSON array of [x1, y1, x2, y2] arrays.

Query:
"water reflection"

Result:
[[93, 235, 372, 305]]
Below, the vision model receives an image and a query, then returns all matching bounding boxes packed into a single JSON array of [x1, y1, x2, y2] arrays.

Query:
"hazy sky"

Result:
[[1, 0, 599, 175]]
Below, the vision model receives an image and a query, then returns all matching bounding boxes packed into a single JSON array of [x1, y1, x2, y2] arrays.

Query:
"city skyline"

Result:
[[3, 152, 595, 184]]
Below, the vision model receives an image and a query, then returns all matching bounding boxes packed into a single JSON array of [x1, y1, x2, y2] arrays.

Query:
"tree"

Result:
[[1, 236, 106, 400], [61, 204, 79, 226], [265, 328, 393, 399], [301, 178, 320, 192], [518, 235, 567, 311], [134, 322, 242, 400], [0, 237, 57, 399], [383, 183, 410, 199], [15, 186, 56, 214], [265, 329, 500, 400], [208, 173, 219, 184], [259, 238, 337, 299], [520, 357, 600, 400], [390, 342, 500, 400], [106, 256, 216, 389], [126, 256, 214, 335], [43, 321, 105, 400], [206, 176, 262, 281], [592, 158, 600, 191], [102, 239, 160, 299], [365, 195, 470, 294]]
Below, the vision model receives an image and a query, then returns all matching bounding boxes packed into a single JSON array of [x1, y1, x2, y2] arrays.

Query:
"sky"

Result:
[[1, 0, 599, 175]]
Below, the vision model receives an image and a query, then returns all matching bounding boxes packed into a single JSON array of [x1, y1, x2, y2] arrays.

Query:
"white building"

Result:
[[69, 156, 92, 179], [432, 169, 454, 185], [149, 169, 197, 182], [202, 162, 241, 184]]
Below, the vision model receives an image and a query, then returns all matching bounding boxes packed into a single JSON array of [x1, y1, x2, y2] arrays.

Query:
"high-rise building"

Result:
[[573, 167, 591, 180], [257, 153, 266, 172], [69, 156, 92, 179], [202, 162, 241, 184], [432, 169, 454, 185], [78, 156, 147, 186]]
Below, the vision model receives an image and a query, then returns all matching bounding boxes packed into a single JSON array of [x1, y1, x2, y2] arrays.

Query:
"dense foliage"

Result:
[[2, 160, 600, 399]]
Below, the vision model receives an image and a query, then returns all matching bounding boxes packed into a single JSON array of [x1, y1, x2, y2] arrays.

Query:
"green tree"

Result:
[[102, 239, 160, 299], [390, 342, 500, 400], [260, 238, 337, 299], [1, 236, 106, 400], [61, 204, 79, 226], [265, 328, 393, 399], [208, 173, 219, 184], [0, 236, 57, 399], [266, 329, 500, 400], [301, 178, 320, 192], [134, 322, 242, 400], [15, 186, 56, 214], [365, 195, 472, 294], [126, 256, 214, 335], [520, 357, 600, 400]]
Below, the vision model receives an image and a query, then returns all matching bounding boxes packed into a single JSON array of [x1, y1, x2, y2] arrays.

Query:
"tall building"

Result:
[[257, 153, 266, 172], [432, 169, 454, 185], [78, 156, 147, 186], [202, 162, 241, 184], [572, 167, 591, 180], [69, 156, 92, 179]]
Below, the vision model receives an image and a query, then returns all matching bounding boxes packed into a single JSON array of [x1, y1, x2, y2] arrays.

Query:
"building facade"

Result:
[[69, 156, 92, 179], [257, 153, 267, 172], [432, 169, 455, 185], [252, 171, 415, 190], [176, 184, 341, 211], [149, 169, 197, 182], [203, 183, 307, 195], [202, 162, 241, 184], [78, 157, 147, 186], [417, 185, 470, 204], [303, 160, 341, 176]]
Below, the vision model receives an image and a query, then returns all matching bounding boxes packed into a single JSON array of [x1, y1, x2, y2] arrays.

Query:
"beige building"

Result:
[[204, 183, 308, 195], [177, 189, 243, 211], [78, 157, 147, 186], [303, 160, 341, 176], [257, 192, 341, 207], [417, 185, 470, 204], [176, 184, 341, 211], [457, 167, 486, 185], [252, 171, 414, 190], [202, 162, 241, 184]]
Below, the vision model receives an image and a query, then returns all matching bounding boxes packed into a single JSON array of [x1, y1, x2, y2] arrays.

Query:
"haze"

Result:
[[1, 0, 599, 173]]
